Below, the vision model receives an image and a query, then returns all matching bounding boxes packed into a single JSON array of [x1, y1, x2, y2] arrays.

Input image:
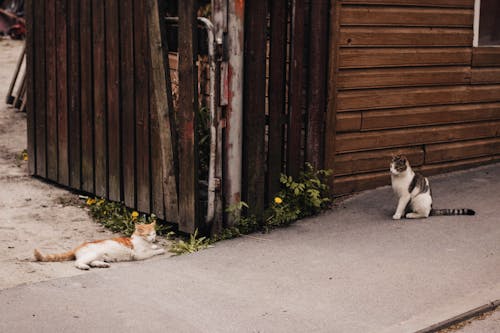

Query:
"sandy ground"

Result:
[[0, 38, 120, 290]]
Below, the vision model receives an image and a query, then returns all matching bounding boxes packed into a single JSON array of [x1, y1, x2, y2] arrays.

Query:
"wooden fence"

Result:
[[242, 0, 331, 214], [24, 0, 203, 230]]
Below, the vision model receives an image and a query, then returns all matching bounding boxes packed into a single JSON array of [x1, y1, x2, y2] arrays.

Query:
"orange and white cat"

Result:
[[34, 222, 165, 270]]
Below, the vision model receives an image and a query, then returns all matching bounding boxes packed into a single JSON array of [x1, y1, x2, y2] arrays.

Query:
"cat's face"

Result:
[[390, 155, 408, 175], [134, 222, 157, 242]]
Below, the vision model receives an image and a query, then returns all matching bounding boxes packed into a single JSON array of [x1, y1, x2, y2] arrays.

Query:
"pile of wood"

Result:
[[6, 44, 26, 112]]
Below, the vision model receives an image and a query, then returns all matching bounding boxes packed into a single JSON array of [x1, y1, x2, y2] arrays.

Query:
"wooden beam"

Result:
[[178, 0, 199, 233], [267, 0, 288, 199], [243, 0, 267, 215], [147, 0, 179, 223], [306, 0, 329, 170]]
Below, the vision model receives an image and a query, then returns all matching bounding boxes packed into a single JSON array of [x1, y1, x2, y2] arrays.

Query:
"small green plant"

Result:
[[85, 197, 171, 236], [169, 229, 211, 255], [211, 202, 260, 241], [264, 163, 332, 230]]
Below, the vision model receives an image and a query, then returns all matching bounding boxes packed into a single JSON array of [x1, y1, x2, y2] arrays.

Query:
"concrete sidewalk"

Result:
[[1, 164, 499, 333]]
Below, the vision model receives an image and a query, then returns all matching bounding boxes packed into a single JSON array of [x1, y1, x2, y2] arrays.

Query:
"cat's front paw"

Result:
[[151, 244, 159, 250], [392, 213, 402, 220], [155, 248, 166, 255]]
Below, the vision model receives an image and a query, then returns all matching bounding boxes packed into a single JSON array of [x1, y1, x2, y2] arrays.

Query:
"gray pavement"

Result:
[[1, 164, 499, 333]]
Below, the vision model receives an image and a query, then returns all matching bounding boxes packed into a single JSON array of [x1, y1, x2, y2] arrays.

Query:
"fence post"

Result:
[[178, 0, 199, 233], [243, 0, 267, 216], [306, 0, 330, 170], [224, 0, 245, 225]]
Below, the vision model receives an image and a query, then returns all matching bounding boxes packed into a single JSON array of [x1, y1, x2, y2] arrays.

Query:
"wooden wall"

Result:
[[327, 0, 500, 195]]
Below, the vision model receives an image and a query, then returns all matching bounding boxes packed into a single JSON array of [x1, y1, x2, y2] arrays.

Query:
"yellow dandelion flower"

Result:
[[86, 198, 95, 206], [274, 197, 283, 204], [131, 211, 139, 218], [22, 153, 28, 161]]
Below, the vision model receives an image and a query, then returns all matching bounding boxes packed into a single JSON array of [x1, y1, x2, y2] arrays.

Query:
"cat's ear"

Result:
[[150, 220, 156, 226]]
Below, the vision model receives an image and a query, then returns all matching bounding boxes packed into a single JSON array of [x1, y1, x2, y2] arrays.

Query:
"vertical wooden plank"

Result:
[[80, 0, 94, 193], [45, 0, 57, 181], [149, 76, 165, 219], [178, 0, 199, 233], [56, 0, 69, 186], [267, 0, 288, 199], [147, 0, 180, 222], [120, 0, 136, 208], [287, 0, 307, 178], [93, 0, 107, 198], [68, 0, 81, 189], [34, 0, 46, 178], [306, 0, 329, 169], [243, 0, 268, 215], [325, 1, 342, 189], [25, 0, 36, 175], [134, 0, 151, 213], [106, 0, 121, 202]]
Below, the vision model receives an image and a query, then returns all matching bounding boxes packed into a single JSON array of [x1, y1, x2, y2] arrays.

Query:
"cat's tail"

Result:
[[430, 208, 476, 216], [34, 249, 76, 262]]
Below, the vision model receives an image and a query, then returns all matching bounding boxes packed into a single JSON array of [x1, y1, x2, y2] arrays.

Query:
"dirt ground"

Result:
[[0, 38, 120, 290]]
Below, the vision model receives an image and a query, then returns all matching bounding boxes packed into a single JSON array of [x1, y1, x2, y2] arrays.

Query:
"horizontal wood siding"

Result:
[[329, 0, 500, 195]]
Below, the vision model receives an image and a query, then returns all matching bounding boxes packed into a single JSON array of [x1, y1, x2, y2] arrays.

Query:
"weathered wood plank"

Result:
[[55, 0, 69, 186], [419, 155, 500, 175], [178, 0, 199, 233], [336, 121, 500, 153], [243, 0, 268, 215], [339, 47, 472, 69], [337, 85, 500, 111], [25, 0, 35, 174], [134, 0, 151, 213], [426, 138, 500, 163], [267, 0, 288, 199], [68, 0, 81, 188], [45, 0, 57, 181], [288, 0, 307, 178], [334, 154, 500, 195], [120, 0, 135, 208], [471, 68, 500, 84], [362, 103, 500, 130], [34, 0, 46, 178], [341, 6, 473, 27], [80, 0, 93, 193], [93, 0, 107, 197], [147, 0, 179, 221], [306, 0, 329, 170], [341, 0, 474, 8], [472, 47, 500, 67], [336, 112, 361, 132], [334, 147, 423, 176], [106, 0, 121, 202], [325, 0, 343, 189], [340, 27, 473, 46], [338, 66, 471, 90], [333, 171, 389, 196]]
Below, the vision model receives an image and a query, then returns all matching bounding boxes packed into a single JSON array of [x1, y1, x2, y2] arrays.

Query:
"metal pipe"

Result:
[[164, 16, 220, 225], [197, 17, 218, 225]]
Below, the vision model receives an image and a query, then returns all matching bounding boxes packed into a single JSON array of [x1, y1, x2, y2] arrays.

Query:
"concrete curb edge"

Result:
[[414, 299, 500, 333]]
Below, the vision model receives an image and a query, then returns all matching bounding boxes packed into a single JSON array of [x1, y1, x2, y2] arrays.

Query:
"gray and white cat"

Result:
[[390, 155, 475, 219]]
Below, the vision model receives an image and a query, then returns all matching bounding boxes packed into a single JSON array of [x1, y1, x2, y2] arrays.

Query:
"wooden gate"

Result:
[[242, 0, 331, 215], [24, 0, 194, 229]]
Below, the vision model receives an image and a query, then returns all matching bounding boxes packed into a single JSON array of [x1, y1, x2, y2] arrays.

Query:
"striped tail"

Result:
[[34, 249, 76, 262], [430, 208, 476, 216]]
